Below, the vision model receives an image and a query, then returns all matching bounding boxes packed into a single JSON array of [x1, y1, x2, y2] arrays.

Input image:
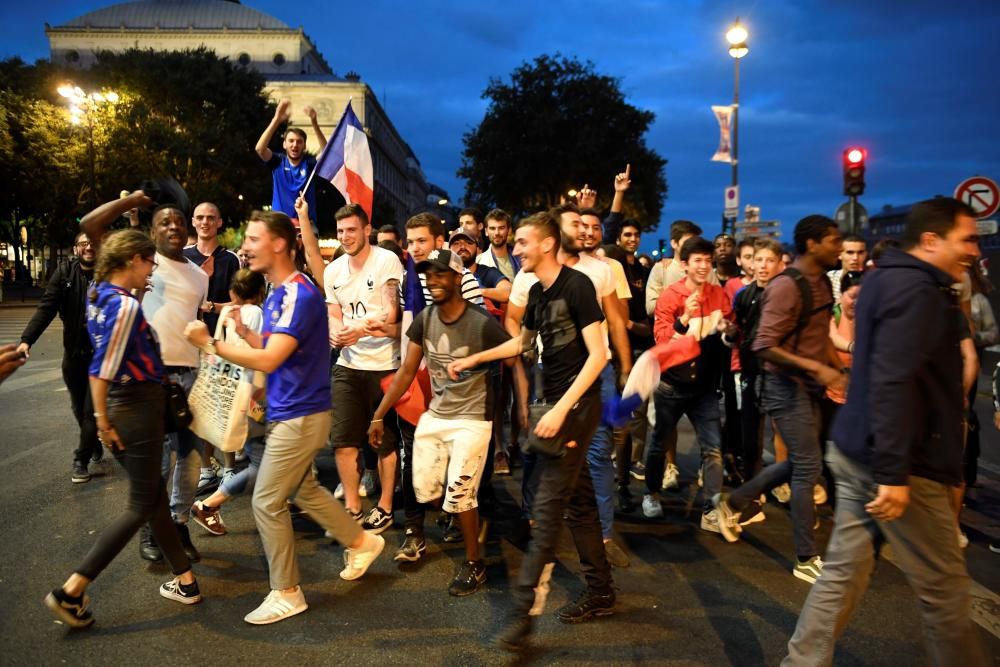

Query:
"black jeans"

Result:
[[77, 382, 191, 580], [739, 373, 763, 481], [511, 393, 611, 618], [397, 416, 426, 534], [62, 354, 101, 465]]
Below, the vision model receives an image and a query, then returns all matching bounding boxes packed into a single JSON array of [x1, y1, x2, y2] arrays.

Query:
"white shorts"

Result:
[[412, 414, 491, 515]]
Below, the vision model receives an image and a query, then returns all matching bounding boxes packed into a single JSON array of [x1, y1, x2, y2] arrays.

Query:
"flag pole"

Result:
[[301, 97, 352, 197]]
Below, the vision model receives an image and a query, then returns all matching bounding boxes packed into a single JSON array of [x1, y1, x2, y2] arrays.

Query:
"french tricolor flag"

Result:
[[314, 100, 374, 220]]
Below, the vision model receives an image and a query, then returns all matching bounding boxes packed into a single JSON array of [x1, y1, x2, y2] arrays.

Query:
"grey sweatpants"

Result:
[[783, 444, 987, 667], [252, 410, 362, 590]]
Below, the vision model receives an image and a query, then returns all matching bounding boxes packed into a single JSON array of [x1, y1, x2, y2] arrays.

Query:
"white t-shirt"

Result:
[[324, 245, 403, 371], [597, 254, 631, 300], [142, 252, 208, 367], [219, 304, 264, 384]]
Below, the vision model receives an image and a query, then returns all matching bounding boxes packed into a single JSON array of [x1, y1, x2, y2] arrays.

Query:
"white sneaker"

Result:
[[958, 531, 969, 549], [700, 509, 722, 534], [244, 587, 308, 625], [334, 483, 345, 500], [813, 484, 828, 505], [642, 493, 663, 519], [661, 463, 680, 491], [359, 470, 377, 498], [772, 483, 791, 504], [340, 532, 385, 580]]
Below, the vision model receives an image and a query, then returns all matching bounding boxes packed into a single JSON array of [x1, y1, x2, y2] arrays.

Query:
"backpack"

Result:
[[757, 268, 833, 353]]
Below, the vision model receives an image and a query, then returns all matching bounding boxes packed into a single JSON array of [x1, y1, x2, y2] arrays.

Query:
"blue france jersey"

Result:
[[262, 272, 331, 421], [266, 152, 317, 220], [88, 282, 164, 384]]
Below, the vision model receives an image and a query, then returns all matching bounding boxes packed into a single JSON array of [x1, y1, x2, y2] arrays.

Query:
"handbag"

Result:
[[187, 306, 259, 452], [164, 379, 193, 433], [522, 403, 569, 458]]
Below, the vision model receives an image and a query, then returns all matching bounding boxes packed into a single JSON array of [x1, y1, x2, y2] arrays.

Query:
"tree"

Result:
[[459, 54, 667, 229]]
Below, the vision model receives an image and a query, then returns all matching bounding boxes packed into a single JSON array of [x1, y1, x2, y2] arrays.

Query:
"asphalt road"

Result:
[[1, 305, 998, 666]]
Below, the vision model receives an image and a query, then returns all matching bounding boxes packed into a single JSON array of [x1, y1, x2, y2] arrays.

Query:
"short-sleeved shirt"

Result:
[[601, 256, 632, 301], [88, 282, 164, 384], [183, 244, 241, 333], [474, 264, 509, 291], [324, 246, 403, 371], [141, 252, 208, 368], [406, 303, 511, 420], [523, 267, 604, 399], [263, 272, 331, 421], [266, 152, 317, 220]]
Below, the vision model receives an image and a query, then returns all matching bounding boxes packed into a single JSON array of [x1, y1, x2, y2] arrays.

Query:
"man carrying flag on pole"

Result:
[[302, 100, 375, 222]]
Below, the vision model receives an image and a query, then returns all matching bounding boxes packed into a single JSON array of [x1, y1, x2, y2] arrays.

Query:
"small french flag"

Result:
[[313, 100, 374, 220]]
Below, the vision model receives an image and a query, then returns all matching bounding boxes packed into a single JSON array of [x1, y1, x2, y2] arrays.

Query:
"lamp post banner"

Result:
[[711, 105, 734, 163]]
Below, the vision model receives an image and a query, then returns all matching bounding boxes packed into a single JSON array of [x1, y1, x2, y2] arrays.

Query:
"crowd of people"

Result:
[[0, 105, 991, 663]]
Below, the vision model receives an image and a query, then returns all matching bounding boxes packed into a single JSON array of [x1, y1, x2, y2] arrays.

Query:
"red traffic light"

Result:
[[843, 147, 867, 197], [845, 148, 865, 165]]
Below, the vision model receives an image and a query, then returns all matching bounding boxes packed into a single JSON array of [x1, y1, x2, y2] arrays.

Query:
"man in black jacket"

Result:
[[782, 198, 987, 666], [17, 232, 99, 483]]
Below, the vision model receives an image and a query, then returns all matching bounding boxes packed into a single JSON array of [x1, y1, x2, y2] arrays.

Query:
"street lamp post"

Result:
[[725, 19, 748, 236], [58, 84, 119, 208]]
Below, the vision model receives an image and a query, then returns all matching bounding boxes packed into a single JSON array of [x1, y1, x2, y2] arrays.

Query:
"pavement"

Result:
[[1, 305, 998, 666]]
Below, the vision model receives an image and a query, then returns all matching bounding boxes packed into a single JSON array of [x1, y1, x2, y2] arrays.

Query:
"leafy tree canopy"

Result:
[[459, 54, 667, 230]]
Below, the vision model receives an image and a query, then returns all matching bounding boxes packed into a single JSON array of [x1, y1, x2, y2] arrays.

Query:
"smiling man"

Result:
[[782, 198, 987, 666], [183, 203, 240, 334], [255, 98, 327, 222]]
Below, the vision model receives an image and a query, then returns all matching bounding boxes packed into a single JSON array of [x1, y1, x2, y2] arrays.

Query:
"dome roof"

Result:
[[58, 0, 292, 31]]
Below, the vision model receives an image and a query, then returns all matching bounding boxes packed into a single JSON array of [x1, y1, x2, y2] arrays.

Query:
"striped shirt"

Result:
[[88, 282, 164, 384]]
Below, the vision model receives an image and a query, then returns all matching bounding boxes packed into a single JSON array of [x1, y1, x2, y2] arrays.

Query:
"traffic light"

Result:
[[658, 238, 667, 256], [843, 147, 866, 197]]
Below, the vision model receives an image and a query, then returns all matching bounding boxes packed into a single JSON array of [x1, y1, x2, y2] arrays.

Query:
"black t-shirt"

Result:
[[523, 267, 604, 400], [182, 244, 241, 332]]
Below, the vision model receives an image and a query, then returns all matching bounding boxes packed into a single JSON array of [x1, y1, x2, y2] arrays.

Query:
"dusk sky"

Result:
[[3, 1, 999, 251]]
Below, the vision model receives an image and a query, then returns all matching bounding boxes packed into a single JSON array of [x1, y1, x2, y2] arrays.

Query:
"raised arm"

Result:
[[293, 195, 326, 282], [256, 99, 291, 162], [303, 106, 327, 152], [81, 190, 154, 250]]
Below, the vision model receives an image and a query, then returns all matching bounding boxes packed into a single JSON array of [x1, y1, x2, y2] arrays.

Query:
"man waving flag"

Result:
[[312, 100, 374, 220]]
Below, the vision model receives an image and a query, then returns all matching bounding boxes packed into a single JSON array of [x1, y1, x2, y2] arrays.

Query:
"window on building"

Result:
[[273, 53, 286, 67], [237, 52, 251, 66], [65, 50, 80, 63]]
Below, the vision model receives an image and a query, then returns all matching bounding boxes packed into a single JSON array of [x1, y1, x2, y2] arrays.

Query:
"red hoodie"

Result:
[[654, 280, 734, 391]]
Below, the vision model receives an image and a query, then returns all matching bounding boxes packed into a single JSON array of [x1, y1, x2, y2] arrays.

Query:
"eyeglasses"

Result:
[[75, 241, 92, 248], [142, 256, 159, 272]]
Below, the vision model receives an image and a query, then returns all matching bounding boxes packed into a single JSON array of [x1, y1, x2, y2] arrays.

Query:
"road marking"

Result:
[[0, 369, 63, 394], [0, 439, 59, 468]]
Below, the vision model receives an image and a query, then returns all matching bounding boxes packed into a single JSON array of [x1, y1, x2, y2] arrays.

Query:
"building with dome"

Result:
[[45, 0, 443, 226]]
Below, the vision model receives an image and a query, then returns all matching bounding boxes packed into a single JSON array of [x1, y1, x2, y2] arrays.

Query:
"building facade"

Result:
[[46, 0, 442, 227]]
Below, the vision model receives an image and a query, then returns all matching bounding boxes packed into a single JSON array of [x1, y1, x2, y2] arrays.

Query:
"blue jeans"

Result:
[[160, 367, 204, 524], [783, 445, 987, 666], [218, 435, 265, 498], [645, 381, 723, 513], [730, 373, 822, 559], [587, 363, 616, 539]]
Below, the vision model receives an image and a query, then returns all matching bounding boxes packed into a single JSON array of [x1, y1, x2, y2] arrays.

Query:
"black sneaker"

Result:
[[449, 559, 486, 597], [139, 524, 163, 562], [176, 522, 200, 563], [44, 588, 94, 628], [617, 487, 636, 513], [492, 615, 533, 652], [442, 517, 463, 543], [394, 529, 427, 562], [362, 506, 393, 534], [71, 461, 91, 484], [159, 577, 202, 605], [555, 589, 616, 624]]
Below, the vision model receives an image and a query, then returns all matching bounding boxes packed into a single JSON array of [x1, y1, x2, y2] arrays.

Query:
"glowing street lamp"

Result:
[[57, 82, 120, 207], [722, 18, 749, 235]]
